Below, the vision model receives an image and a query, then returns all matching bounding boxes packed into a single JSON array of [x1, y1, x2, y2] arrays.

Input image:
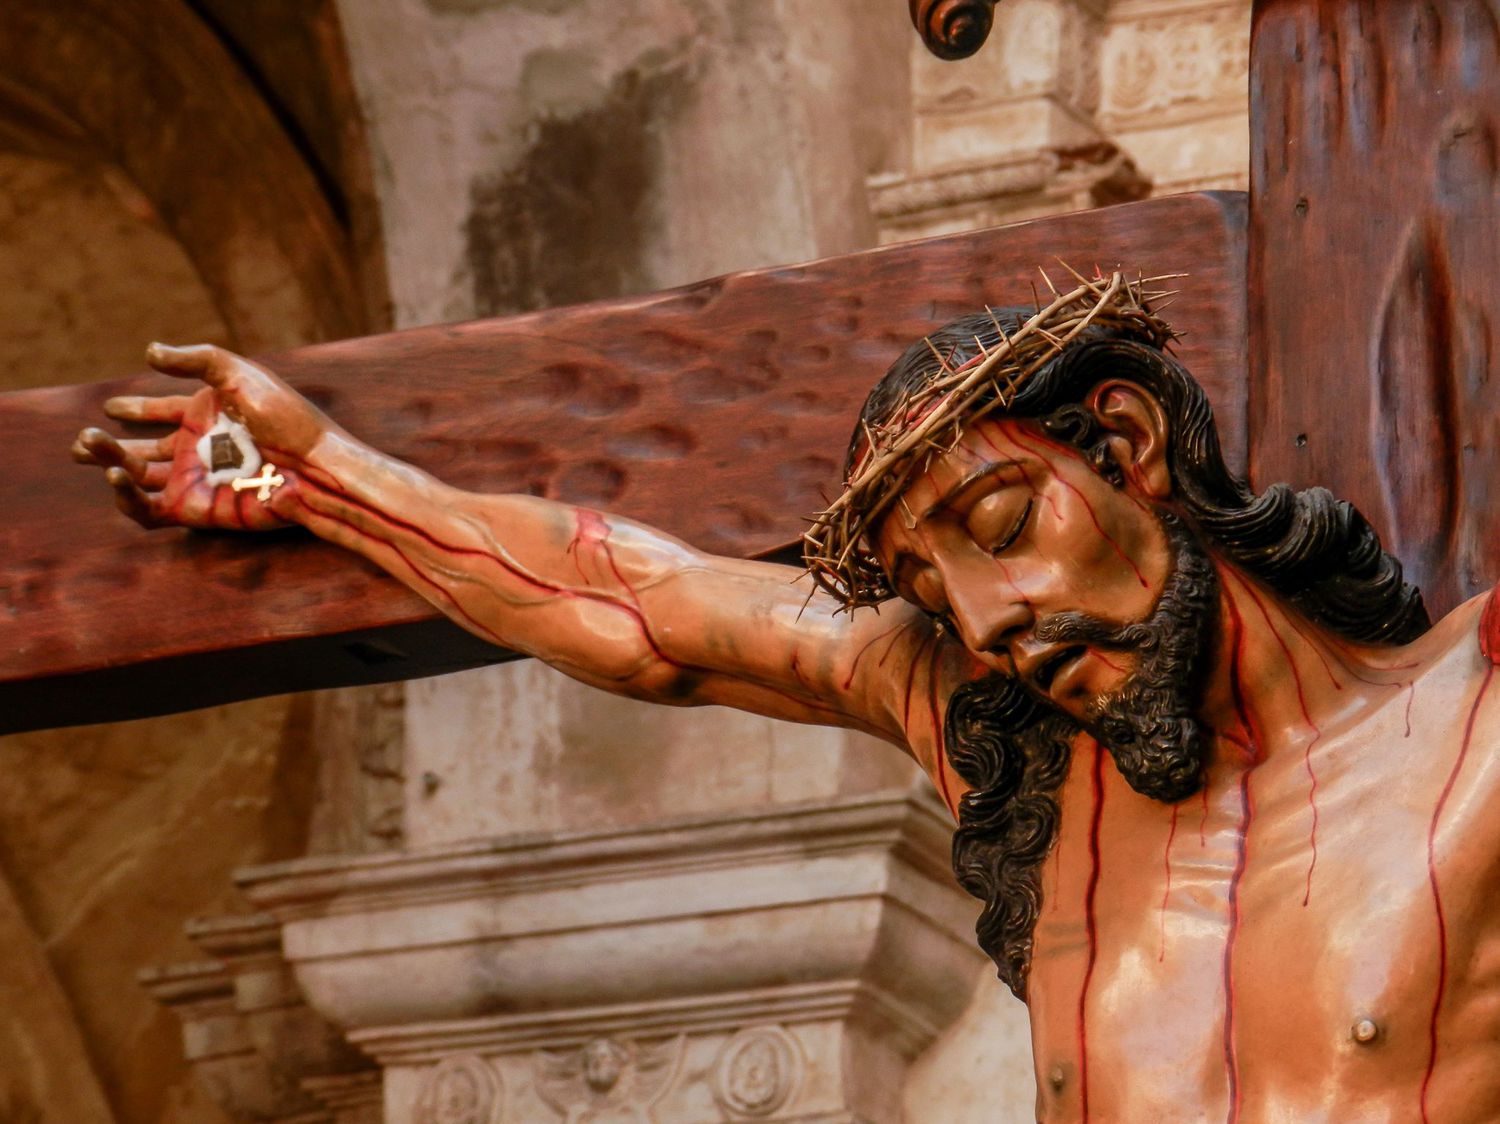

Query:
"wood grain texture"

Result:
[[1250, 0, 1500, 618], [0, 193, 1246, 732]]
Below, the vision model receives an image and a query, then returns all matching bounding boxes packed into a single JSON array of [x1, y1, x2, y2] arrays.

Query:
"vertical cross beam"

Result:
[[1250, 0, 1500, 617]]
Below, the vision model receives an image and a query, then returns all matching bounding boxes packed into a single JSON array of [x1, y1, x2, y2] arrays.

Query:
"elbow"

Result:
[[619, 656, 704, 704]]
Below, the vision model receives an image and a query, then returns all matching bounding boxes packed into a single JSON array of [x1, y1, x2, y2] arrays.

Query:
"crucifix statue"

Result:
[[7, 0, 1500, 1120]]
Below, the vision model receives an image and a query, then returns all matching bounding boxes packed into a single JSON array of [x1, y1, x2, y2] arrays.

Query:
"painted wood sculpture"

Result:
[[22, 0, 1500, 1119], [72, 266, 1500, 1120]]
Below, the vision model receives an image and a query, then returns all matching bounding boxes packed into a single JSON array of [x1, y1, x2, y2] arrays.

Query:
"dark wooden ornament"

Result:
[[909, 0, 1000, 60]]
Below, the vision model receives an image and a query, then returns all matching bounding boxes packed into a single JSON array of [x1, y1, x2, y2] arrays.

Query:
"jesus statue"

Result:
[[74, 274, 1500, 1121]]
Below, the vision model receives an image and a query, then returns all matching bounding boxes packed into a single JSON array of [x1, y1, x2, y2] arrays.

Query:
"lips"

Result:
[[1031, 645, 1087, 696]]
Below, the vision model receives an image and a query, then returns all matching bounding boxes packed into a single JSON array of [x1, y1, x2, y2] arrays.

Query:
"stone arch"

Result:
[[0, 3, 385, 1120], [0, 0, 380, 387]]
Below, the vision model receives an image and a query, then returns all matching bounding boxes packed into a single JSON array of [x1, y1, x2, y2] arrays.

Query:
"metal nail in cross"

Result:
[[230, 463, 286, 501]]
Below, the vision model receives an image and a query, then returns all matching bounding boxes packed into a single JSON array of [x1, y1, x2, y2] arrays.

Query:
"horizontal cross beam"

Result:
[[0, 193, 1247, 733]]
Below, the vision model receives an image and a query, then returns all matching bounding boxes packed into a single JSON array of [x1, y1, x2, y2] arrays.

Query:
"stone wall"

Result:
[[872, 0, 1249, 242]]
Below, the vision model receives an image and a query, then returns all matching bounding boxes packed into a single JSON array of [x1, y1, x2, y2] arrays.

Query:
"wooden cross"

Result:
[[2, 0, 1497, 735]]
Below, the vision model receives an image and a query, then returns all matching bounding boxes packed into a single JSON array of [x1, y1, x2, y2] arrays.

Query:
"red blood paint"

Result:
[[971, 429, 1063, 523], [842, 622, 912, 690], [1405, 681, 1416, 738], [1420, 664, 1495, 1122], [1479, 585, 1500, 663], [564, 520, 592, 582], [899, 633, 935, 735], [1234, 578, 1322, 905], [1005, 427, 1150, 589], [1270, 608, 1344, 692], [1199, 787, 1210, 848], [926, 643, 957, 815], [295, 480, 852, 718], [1078, 742, 1106, 1122], [1220, 595, 1260, 1124], [1159, 804, 1179, 962], [291, 495, 507, 647], [1011, 460, 1063, 522]]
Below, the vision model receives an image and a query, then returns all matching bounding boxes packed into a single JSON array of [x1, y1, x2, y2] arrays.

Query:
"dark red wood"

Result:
[[1250, 0, 1500, 619], [0, 193, 1246, 732]]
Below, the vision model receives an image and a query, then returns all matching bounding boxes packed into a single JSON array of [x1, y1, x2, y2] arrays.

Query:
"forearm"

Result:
[[269, 429, 716, 691]]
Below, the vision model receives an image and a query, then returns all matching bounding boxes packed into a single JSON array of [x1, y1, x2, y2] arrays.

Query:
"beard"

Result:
[[1030, 508, 1220, 803], [944, 508, 1220, 998]]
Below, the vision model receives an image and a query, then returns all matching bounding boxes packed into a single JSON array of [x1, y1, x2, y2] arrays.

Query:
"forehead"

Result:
[[890, 419, 1042, 511]]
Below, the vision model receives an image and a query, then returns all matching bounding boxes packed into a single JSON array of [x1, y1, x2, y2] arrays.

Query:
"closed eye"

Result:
[[989, 497, 1032, 555]]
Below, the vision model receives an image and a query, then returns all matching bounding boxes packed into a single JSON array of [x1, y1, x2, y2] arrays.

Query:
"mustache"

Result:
[[1032, 610, 1159, 652]]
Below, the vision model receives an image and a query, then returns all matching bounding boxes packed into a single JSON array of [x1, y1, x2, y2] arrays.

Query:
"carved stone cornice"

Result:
[[868, 143, 1149, 243], [1100, 0, 1251, 128], [349, 979, 943, 1067], [236, 792, 983, 1122], [237, 793, 977, 1032]]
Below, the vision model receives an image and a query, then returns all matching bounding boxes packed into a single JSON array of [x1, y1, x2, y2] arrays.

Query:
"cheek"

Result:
[[1039, 474, 1169, 615]]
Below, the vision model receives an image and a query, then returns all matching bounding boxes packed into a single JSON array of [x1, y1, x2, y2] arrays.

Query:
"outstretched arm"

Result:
[[75, 345, 970, 782]]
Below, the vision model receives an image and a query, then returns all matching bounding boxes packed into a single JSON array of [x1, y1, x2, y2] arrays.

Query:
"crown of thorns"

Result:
[[801, 267, 1181, 610]]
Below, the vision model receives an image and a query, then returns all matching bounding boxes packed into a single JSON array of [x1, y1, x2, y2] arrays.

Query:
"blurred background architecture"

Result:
[[0, 1, 1248, 1120]]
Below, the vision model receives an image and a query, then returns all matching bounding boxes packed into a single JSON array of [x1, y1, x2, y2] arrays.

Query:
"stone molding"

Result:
[[1100, 0, 1251, 128], [236, 792, 983, 1122], [140, 913, 376, 1124], [882, 0, 1248, 239], [870, 143, 1147, 217], [869, 143, 1149, 242], [348, 979, 946, 1068]]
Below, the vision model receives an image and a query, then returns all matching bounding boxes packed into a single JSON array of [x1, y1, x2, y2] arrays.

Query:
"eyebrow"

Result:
[[915, 459, 1022, 521]]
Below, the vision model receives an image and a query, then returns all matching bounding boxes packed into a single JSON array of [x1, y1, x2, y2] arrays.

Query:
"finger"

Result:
[[73, 428, 148, 478], [76, 431, 175, 489], [145, 343, 231, 386], [72, 428, 175, 466], [105, 466, 166, 528], [103, 394, 195, 424]]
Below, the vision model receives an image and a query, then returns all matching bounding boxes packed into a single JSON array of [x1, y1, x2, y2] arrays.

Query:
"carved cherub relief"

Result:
[[533, 1036, 683, 1123]]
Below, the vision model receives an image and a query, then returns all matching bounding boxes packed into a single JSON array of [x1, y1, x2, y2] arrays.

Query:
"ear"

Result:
[[1085, 380, 1172, 500]]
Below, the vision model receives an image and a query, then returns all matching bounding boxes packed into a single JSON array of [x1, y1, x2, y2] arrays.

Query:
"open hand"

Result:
[[72, 343, 332, 531]]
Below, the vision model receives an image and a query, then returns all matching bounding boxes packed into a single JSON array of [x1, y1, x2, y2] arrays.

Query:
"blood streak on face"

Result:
[[872, 418, 1172, 723]]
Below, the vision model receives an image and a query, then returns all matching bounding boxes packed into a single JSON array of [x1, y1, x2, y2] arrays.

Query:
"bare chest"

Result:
[[1025, 668, 1500, 1122]]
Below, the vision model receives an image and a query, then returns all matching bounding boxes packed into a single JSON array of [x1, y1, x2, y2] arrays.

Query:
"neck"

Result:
[[1196, 564, 1410, 763]]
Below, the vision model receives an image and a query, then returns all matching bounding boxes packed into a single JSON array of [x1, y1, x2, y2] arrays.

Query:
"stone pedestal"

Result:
[[235, 792, 983, 1123]]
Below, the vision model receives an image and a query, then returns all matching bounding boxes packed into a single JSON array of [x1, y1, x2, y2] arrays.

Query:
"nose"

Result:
[[945, 571, 1032, 662]]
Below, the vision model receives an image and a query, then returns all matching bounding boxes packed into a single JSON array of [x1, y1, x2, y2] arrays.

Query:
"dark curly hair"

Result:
[[857, 307, 1430, 999]]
